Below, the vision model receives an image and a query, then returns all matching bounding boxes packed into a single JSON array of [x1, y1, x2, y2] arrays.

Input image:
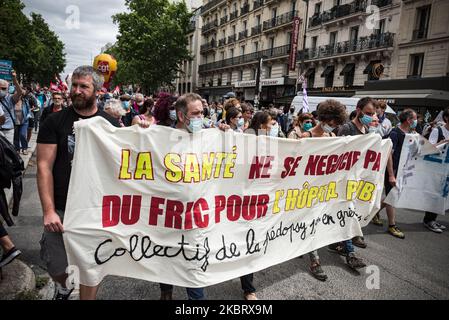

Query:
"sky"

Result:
[[22, 0, 128, 77], [22, 0, 202, 78]]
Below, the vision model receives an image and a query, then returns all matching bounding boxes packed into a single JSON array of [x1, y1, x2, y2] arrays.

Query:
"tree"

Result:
[[0, 0, 65, 85], [112, 0, 193, 93]]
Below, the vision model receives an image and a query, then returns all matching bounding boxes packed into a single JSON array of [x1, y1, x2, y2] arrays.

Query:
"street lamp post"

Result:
[[254, 57, 264, 109]]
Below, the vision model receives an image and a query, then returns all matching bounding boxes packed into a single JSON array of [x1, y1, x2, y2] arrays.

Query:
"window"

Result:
[[270, 37, 275, 49], [272, 8, 277, 19], [243, 21, 247, 31], [230, 48, 234, 58], [314, 2, 321, 15], [187, 83, 191, 92], [329, 31, 337, 46], [183, 83, 187, 93], [409, 53, 424, 77], [414, 5, 431, 40], [307, 69, 315, 88], [239, 70, 243, 81], [222, 30, 226, 38], [221, 52, 225, 60], [266, 66, 272, 78], [283, 64, 289, 76], [287, 32, 292, 46], [321, 66, 334, 87], [223, 8, 227, 16], [254, 41, 259, 52], [349, 26, 358, 50], [333, 0, 341, 6], [375, 19, 385, 36], [232, 25, 236, 36], [241, 45, 245, 55], [233, 2, 237, 12], [228, 72, 232, 85], [291, 0, 296, 12], [251, 68, 257, 80], [178, 84, 182, 94], [311, 36, 318, 50], [256, 15, 261, 26]]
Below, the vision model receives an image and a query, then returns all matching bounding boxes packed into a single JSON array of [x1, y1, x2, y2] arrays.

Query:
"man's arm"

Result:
[[37, 143, 64, 233], [11, 70, 23, 104]]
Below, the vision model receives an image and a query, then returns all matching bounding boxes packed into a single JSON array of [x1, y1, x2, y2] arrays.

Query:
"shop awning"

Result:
[[340, 63, 355, 75], [305, 68, 315, 77], [354, 89, 449, 108], [321, 65, 334, 77]]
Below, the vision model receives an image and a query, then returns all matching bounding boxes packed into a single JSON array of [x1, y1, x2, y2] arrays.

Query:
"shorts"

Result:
[[39, 209, 68, 277]]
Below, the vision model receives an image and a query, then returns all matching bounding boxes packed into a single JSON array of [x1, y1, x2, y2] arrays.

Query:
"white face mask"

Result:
[[169, 110, 177, 121], [270, 124, 279, 137], [322, 123, 336, 134], [0, 90, 7, 98], [368, 126, 379, 134]]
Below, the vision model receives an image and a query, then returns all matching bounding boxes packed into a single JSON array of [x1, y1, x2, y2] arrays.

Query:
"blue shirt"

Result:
[[0, 95, 16, 130]]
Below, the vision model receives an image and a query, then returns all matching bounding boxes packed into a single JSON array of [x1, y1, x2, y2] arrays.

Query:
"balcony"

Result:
[[220, 16, 228, 25], [239, 30, 248, 40], [251, 25, 262, 36], [228, 34, 237, 44], [240, 4, 250, 16], [218, 38, 226, 47], [200, 40, 217, 53], [201, 0, 225, 14], [253, 0, 264, 11], [371, 0, 392, 8], [308, 0, 367, 28], [298, 32, 395, 61], [199, 44, 291, 73], [263, 11, 299, 31], [230, 11, 238, 21], [202, 20, 218, 34], [412, 28, 427, 40]]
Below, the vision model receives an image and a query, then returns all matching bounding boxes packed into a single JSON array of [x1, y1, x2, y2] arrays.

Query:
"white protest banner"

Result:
[[384, 134, 449, 215], [64, 117, 392, 288]]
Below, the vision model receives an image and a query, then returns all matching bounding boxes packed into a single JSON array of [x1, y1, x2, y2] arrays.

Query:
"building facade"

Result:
[[298, 0, 401, 97], [356, 0, 449, 114], [174, 7, 203, 95], [197, 0, 307, 104]]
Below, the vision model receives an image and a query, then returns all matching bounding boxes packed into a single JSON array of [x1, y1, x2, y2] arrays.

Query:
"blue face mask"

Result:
[[186, 116, 203, 133], [360, 114, 373, 125], [410, 119, 418, 129], [122, 101, 130, 110], [270, 124, 279, 137], [237, 118, 245, 128], [303, 123, 313, 131]]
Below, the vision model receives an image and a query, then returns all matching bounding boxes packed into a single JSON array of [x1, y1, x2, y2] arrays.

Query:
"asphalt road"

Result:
[[6, 154, 449, 300]]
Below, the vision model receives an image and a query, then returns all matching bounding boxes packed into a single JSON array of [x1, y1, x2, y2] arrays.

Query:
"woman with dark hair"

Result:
[[288, 113, 315, 139], [225, 107, 244, 132], [132, 98, 155, 126], [153, 92, 174, 126], [246, 111, 272, 136]]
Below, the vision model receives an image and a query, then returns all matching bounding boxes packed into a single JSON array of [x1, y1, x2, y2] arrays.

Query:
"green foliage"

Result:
[[0, 0, 66, 85], [112, 0, 193, 93]]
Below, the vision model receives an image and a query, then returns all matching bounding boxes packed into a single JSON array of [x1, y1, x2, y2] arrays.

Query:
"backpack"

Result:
[[0, 135, 24, 226]]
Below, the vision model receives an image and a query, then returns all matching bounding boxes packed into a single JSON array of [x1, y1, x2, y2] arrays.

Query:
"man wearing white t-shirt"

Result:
[[376, 100, 392, 137], [424, 108, 449, 233]]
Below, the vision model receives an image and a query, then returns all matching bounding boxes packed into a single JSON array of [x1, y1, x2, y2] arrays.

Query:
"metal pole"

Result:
[[299, 0, 310, 91]]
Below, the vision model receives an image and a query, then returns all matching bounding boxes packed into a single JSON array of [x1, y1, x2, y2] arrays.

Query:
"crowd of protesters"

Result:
[[0, 65, 448, 300]]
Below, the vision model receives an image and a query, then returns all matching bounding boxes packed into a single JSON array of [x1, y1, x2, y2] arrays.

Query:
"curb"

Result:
[[0, 259, 36, 300]]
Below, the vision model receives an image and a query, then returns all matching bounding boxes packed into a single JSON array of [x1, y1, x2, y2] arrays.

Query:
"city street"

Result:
[[7, 153, 449, 300]]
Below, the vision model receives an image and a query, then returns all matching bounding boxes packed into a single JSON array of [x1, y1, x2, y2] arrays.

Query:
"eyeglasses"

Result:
[[0, 87, 7, 90]]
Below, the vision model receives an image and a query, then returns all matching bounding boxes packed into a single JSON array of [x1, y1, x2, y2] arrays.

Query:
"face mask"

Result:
[[0, 90, 6, 98], [303, 123, 313, 131], [210, 109, 216, 116], [217, 110, 223, 115], [270, 124, 279, 137], [368, 126, 378, 134], [8, 86, 15, 94], [169, 110, 177, 121], [360, 113, 373, 125], [137, 101, 144, 107], [410, 119, 418, 129], [237, 118, 244, 128], [186, 116, 203, 133], [322, 123, 335, 134], [122, 101, 130, 110]]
